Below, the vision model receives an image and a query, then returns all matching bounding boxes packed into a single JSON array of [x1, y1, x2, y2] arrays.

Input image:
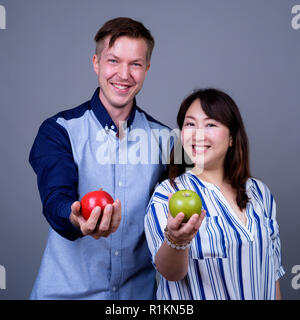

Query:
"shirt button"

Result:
[[118, 181, 122, 187], [114, 250, 119, 256], [112, 286, 117, 292], [111, 125, 115, 130]]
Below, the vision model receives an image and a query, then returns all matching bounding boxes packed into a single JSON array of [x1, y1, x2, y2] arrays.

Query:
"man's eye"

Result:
[[108, 59, 117, 63]]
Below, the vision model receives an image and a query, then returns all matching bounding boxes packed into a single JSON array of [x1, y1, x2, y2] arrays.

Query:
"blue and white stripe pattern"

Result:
[[144, 171, 285, 300]]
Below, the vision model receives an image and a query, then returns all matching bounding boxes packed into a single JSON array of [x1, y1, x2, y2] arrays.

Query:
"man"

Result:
[[29, 17, 171, 299]]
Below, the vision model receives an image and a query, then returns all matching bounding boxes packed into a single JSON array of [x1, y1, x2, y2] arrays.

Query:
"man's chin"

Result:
[[99, 89, 135, 110], [111, 101, 132, 109]]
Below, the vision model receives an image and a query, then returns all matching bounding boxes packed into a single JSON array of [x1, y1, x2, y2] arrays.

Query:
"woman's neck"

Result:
[[191, 166, 227, 188]]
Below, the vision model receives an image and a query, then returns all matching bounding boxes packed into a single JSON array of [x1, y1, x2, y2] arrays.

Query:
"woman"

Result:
[[144, 88, 285, 300]]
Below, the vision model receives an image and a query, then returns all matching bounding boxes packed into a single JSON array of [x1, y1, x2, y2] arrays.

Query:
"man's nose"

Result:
[[118, 63, 129, 80]]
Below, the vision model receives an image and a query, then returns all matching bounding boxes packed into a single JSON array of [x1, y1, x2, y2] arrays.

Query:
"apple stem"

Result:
[[99, 188, 103, 191]]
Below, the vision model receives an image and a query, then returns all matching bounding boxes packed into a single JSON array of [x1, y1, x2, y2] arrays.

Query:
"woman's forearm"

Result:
[[276, 280, 282, 300], [154, 210, 205, 282], [155, 241, 189, 281]]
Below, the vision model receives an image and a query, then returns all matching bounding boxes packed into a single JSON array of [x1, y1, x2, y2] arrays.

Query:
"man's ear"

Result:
[[145, 63, 150, 74], [92, 54, 100, 75]]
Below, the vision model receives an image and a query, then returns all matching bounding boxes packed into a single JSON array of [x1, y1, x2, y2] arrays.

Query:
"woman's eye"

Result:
[[184, 122, 195, 127], [206, 123, 216, 128]]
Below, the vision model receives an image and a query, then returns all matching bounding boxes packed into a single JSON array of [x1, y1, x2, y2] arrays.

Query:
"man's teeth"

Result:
[[112, 83, 130, 89]]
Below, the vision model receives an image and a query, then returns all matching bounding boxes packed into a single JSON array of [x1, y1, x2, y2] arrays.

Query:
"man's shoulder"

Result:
[[52, 100, 91, 122], [36, 99, 91, 138]]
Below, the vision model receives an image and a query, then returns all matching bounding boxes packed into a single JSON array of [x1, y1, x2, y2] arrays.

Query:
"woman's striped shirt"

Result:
[[144, 171, 285, 300]]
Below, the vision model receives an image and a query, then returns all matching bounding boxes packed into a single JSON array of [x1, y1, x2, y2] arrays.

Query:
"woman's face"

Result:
[[181, 99, 232, 172]]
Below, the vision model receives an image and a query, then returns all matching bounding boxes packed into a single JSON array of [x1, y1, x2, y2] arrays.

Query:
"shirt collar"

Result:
[[90, 87, 137, 133], [186, 170, 251, 191]]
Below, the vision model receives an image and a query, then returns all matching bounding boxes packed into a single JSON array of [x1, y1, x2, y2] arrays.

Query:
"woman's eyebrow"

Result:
[[185, 115, 214, 121], [185, 115, 196, 120]]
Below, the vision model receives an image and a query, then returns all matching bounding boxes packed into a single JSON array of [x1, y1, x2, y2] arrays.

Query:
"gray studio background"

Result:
[[0, 0, 299, 300]]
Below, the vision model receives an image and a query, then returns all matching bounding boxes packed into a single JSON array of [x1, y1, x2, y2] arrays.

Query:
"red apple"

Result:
[[80, 189, 114, 220]]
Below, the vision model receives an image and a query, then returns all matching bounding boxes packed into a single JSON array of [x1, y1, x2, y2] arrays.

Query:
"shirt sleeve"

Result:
[[29, 117, 83, 241], [144, 182, 170, 267], [264, 186, 285, 280]]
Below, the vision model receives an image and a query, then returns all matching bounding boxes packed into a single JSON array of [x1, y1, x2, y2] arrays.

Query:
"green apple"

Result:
[[169, 190, 202, 222]]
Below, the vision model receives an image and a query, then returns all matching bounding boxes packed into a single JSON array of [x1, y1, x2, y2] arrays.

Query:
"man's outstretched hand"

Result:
[[69, 199, 121, 239]]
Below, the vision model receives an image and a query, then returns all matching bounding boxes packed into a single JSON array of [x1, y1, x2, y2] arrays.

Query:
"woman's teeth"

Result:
[[193, 145, 210, 151]]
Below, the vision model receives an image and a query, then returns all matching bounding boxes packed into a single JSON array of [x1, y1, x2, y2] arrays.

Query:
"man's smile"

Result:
[[110, 82, 134, 94]]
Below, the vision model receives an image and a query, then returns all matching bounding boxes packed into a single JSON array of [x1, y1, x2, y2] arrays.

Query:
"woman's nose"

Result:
[[193, 127, 205, 142]]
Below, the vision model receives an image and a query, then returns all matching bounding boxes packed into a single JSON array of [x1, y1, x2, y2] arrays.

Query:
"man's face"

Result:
[[93, 36, 150, 111]]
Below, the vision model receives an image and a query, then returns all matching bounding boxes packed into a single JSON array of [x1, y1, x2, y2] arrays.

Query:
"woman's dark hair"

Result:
[[169, 88, 251, 210]]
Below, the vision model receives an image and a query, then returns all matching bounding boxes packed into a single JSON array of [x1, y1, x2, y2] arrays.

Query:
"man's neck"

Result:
[[108, 106, 132, 130], [99, 92, 133, 131]]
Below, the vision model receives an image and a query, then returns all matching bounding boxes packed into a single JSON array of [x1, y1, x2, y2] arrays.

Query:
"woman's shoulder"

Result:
[[246, 177, 273, 199]]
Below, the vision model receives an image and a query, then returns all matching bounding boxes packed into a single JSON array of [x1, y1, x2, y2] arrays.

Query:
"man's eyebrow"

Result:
[[104, 53, 145, 62], [131, 58, 144, 62], [104, 53, 119, 58]]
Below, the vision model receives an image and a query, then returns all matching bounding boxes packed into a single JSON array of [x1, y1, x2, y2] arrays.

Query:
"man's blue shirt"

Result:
[[29, 88, 172, 299]]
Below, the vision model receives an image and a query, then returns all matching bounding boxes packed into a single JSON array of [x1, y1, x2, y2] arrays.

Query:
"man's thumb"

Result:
[[71, 201, 81, 216]]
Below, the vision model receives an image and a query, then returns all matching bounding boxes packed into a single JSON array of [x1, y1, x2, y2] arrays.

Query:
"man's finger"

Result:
[[69, 201, 82, 228], [71, 201, 81, 216], [98, 204, 113, 233], [84, 206, 101, 234], [110, 200, 121, 232]]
